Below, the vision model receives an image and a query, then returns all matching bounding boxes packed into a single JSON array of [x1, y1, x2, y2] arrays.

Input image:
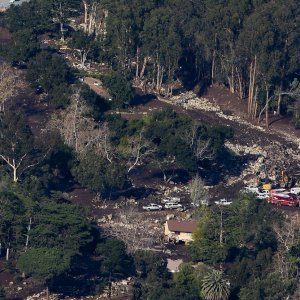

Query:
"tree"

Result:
[[69, 30, 95, 67], [102, 71, 134, 108], [189, 174, 209, 207], [71, 151, 127, 194], [239, 272, 295, 300], [0, 110, 35, 182], [167, 263, 200, 300], [17, 247, 71, 299], [0, 191, 26, 261], [96, 240, 133, 298], [29, 202, 94, 256], [201, 270, 230, 300], [133, 251, 171, 300], [0, 63, 23, 112], [26, 51, 73, 107]]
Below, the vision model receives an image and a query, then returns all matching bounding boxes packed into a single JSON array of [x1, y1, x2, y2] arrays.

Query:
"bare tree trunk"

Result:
[[236, 68, 243, 99], [140, 57, 147, 79], [6, 245, 10, 261], [46, 286, 49, 300], [248, 56, 257, 117], [253, 87, 258, 119], [73, 98, 79, 152], [248, 61, 253, 115], [59, 1, 65, 42], [211, 34, 217, 86], [135, 48, 139, 80], [211, 49, 215, 86], [25, 217, 32, 252], [88, 2, 97, 35], [13, 163, 17, 182], [156, 64, 161, 92], [276, 82, 283, 115], [229, 66, 235, 93], [82, 0, 88, 33], [265, 86, 269, 129]]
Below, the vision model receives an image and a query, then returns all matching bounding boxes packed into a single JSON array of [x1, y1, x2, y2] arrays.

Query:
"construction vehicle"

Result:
[[279, 170, 295, 188]]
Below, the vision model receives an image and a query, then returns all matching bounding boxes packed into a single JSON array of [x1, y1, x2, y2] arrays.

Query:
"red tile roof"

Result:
[[166, 220, 197, 233]]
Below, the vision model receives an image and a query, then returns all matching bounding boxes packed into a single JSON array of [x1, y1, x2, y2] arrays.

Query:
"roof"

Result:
[[166, 220, 197, 233], [167, 259, 183, 273]]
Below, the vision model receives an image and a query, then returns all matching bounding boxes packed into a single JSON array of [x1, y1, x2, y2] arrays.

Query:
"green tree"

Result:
[[201, 270, 230, 300], [0, 191, 26, 261], [17, 247, 71, 299], [30, 202, 93, 256], [102, 71, 134, 108], [239, 272, 295, 300], [96, 240, 133, 298], [26, 51, 74, 107], [71, 151, 127, 195], [68, 30, 95, 67], [0, 110, 35, 182], [133, 251, 171, 300]]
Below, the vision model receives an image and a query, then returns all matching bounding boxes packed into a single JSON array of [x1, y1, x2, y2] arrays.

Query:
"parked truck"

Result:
[[267, 191, 300, 207]]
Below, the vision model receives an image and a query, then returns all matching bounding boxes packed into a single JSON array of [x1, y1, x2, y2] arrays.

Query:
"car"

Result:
[[142, 203, 163, 211], [214, 199, 232, 205], [243, 186, 259, 194], [191, 199, 209, 207], [164, 202, 183, 209]]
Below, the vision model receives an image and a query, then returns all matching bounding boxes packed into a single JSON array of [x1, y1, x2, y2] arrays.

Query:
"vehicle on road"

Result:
[[214, 199, 232, 205], [268, 193, 300, 207], [142, 203, 163, 211], [257, 190, 270, 199], [191, 199, 209, 207], [161, 197, 180, 204], [243, 186, 259, 194], [164, 202, 183, 210]]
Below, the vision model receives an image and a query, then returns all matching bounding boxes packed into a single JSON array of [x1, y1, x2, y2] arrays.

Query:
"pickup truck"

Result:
[[242, 186, 259, 194], [161, 197, 180, 204], [256, 190, 270, 200], [142, 203, 163, 211], [164, 202, 183, 210], [214, 199, 232, 205]]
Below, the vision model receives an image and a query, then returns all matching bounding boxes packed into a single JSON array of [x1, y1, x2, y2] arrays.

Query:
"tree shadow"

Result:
[[131, 93, 156, 106], [199, 149, 259, 185], [52, 256, 102, 297]]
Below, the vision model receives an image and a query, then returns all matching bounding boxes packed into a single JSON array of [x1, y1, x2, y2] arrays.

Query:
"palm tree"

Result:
[[201, 270, 230, 300]]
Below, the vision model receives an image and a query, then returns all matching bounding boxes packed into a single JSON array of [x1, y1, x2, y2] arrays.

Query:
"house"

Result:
[[164, 220, 197, 243]]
